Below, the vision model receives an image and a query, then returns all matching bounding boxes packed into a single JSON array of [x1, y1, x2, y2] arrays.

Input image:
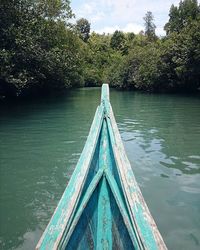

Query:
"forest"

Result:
[[0, 0, 200, 99]]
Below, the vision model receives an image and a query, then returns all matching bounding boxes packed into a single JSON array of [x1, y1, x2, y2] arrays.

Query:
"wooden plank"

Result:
[[101, 84, 110, 104], [105, 100, 167, 249], [61, 169, 104, 249], [105, 169, 140, 250], [96, 121, 112, 249], [106, 115, 145, 248], [36, 105, 104, 250]]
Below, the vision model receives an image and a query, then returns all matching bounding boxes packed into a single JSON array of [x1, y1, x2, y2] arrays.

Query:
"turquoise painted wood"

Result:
[[36, 84, 167, 250]]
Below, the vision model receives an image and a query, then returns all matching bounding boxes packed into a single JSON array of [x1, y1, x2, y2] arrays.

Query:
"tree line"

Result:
[[0, 0, 200, 99]]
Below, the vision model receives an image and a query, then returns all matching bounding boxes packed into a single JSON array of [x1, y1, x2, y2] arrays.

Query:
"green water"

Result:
[[0, 88, 200, 250]]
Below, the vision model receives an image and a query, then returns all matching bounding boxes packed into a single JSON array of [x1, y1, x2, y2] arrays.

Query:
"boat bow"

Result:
[[36, 84, 167, 250]]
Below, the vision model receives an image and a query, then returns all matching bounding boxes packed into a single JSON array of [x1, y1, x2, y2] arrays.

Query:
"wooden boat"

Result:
[[36, 84, 167, 250]]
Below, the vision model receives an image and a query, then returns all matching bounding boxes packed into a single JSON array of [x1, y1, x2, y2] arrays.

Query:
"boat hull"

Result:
[[36, 84, 167, 250]]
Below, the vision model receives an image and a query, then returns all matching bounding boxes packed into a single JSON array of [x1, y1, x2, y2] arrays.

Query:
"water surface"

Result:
[[0, 88, 200, 249]]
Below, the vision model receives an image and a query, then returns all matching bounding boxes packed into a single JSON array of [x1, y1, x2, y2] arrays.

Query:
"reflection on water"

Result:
[[0, 88, 200, 249]]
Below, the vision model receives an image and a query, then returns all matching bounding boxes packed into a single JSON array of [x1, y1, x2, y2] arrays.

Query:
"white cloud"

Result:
[[95, 23, 143, 34], [91, 12, 105, 23], [101, 0, 137, 17], [123, 23, 144, 33], [94, 23, 166, 36], [76, 2, 96, 17], [95, 25, 120, 34], [71, 0, 183, 35], [156, 27, 166, 36]]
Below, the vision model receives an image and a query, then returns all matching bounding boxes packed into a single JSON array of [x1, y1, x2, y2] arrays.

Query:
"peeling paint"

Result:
[[36, 84, 167, 250]]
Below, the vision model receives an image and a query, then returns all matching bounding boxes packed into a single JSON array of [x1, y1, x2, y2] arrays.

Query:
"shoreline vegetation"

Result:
[[0, 0, 200, 100]]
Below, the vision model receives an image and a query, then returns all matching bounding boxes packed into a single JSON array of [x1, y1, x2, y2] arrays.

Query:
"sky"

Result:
[[71, 0, 181, 36]]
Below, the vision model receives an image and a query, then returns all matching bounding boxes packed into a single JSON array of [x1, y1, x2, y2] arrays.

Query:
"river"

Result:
[[0, 88, 200, 249]]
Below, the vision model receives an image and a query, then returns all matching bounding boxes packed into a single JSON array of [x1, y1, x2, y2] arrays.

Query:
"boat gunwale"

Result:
[[105, 102, 167, 249], [102, 84, 166, 249], [36, 84, 167, 250], [36, 104, 104, 249]]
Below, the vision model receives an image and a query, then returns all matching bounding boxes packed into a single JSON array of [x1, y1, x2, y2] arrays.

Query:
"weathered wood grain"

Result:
[[36, 84, 167, 250], [36, 105, 104, 249], [105, 89, 167, 250]]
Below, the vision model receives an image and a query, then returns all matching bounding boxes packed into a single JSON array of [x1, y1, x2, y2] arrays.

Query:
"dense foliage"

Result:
[[104, 0, 200, 92], [0, 0, 84, 99], [0, 0, 200, 99]]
